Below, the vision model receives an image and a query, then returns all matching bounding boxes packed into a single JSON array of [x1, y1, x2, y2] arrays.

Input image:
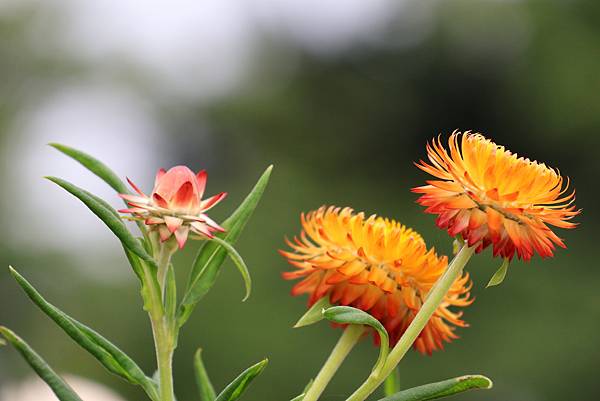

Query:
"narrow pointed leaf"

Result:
[[294, 296, 332, 328], [215, 359, 268, 401], [323, 306, 389, 373], [8, 266, 159, 400], [209, 236, 252, 301], [49, 143, 129, 194], [0, 327, 84, 401], [486, 258, 509, 288], [377, 375, 492, 401], [46, 176, 154, 265], [179, 165, 272, 326], [384, 367, 401, 396], [194, 348, 217, 401]]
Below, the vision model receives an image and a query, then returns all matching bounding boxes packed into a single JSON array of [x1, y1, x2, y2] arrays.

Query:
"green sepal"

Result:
[[178, 165, 272, 327], [215, 359, 269, 401], [384, 367, 401, 396], [49, 143, 129, 194], [194, 348, 217, 401], [0, 326, 84, 401], [323, 306, 389, 374], [293, 296, 332, 328], [486, 258, 509, 288], [208, 236, 252, 301], [377, 374, 492, 401], [290, 379, 313, 401], [45, 176, 155, 267], [8, 266, 159, 401]]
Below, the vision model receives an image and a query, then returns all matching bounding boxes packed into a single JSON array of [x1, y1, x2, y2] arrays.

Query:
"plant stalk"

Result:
[[345, 244, 476, 401], [303, 325, 366, 401], [150, 240, 178, 401]]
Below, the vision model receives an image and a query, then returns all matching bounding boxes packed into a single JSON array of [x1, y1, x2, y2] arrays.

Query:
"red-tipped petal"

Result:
[[163, 216, 183, 233], [200, 192, 227, 212], [158, 225, 172, 242], [172, 181, 200, 213], [191, 221, 215, 238], [174, 226, 190, 249], [196, 170, 207, 198], [126, 177, 146, 196], [199, 214, 225, 232], [153, 193, 169, 208], [154, 168, 166, 188]]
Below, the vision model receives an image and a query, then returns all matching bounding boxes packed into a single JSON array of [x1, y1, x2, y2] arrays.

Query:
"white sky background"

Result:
[[1, 0, 414, 268]]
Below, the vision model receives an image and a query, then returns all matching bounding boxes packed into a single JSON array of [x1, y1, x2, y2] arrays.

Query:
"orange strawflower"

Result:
[[280, 206, 472, 354], [413, 132, 579, 261], [119, 166, 226, 249]]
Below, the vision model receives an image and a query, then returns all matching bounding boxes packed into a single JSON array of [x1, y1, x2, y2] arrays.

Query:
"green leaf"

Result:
[[0, 326, 84, 401], [49, 143, 129, 194], [208, 236, 252, 302], [290, 379, 313, 401], [179, 165, 272, 326], [323, 306, 389, 374], [45, 176, 154, 266], [8, 266, 159, 401], [384, 367, 401, 397], [377, 375, 493, 401], [486, 258, 509, 288], [215, 359, 268, 401], [294, 296, 332, 328], [165, 264, 178, 319], [194, 348, 217, 401]]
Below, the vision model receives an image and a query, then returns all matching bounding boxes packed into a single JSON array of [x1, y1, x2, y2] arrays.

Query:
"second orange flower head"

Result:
[[281, 206, 472, 354], [413, 132, 580, 261], [119, 166, 226, 249]]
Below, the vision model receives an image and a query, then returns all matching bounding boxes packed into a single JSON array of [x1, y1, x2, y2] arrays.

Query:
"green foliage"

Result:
[[49, 143, 129, 194], [377, 375, 492, 401], [293, 296, 332, 328], [194, 349, 217, 401], [0, 326, 84, 401], [323, 306, 389, 373], [8, 266, 159, 401], [209, 236, 252, 302], [45, 176, 155, 266], [487, 258, 510, 288], [215, 359, 269, 401], [178, 165, 272, 327]]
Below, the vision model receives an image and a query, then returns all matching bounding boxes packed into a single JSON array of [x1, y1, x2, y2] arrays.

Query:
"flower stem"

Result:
[[157, 240, 177, 296], [303, 325, 366, 401], [345, 244, 476, 401], [150, 240, 178, 401]]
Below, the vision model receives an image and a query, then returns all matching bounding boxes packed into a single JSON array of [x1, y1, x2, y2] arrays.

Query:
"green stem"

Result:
[[150, 240, 178, 401], [303, 325, 366, 401], [155, 324, 175, 401], [157, 240, 176, 296], [345, 244, 476, 401]]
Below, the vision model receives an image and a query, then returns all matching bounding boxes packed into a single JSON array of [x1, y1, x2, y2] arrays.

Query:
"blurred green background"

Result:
[[0, 0, 598, 400]]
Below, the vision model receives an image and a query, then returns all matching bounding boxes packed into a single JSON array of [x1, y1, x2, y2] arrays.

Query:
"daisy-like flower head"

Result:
[[413, 131, 580, 261], [119, 166, 227, 249], [280, 206, 472, 354]]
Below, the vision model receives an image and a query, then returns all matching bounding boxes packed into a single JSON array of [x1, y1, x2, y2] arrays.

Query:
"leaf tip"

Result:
[[458, 374, 493, 390]]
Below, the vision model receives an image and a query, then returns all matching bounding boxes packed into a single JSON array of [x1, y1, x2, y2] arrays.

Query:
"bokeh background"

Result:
[[0, 0, 598, 400]]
